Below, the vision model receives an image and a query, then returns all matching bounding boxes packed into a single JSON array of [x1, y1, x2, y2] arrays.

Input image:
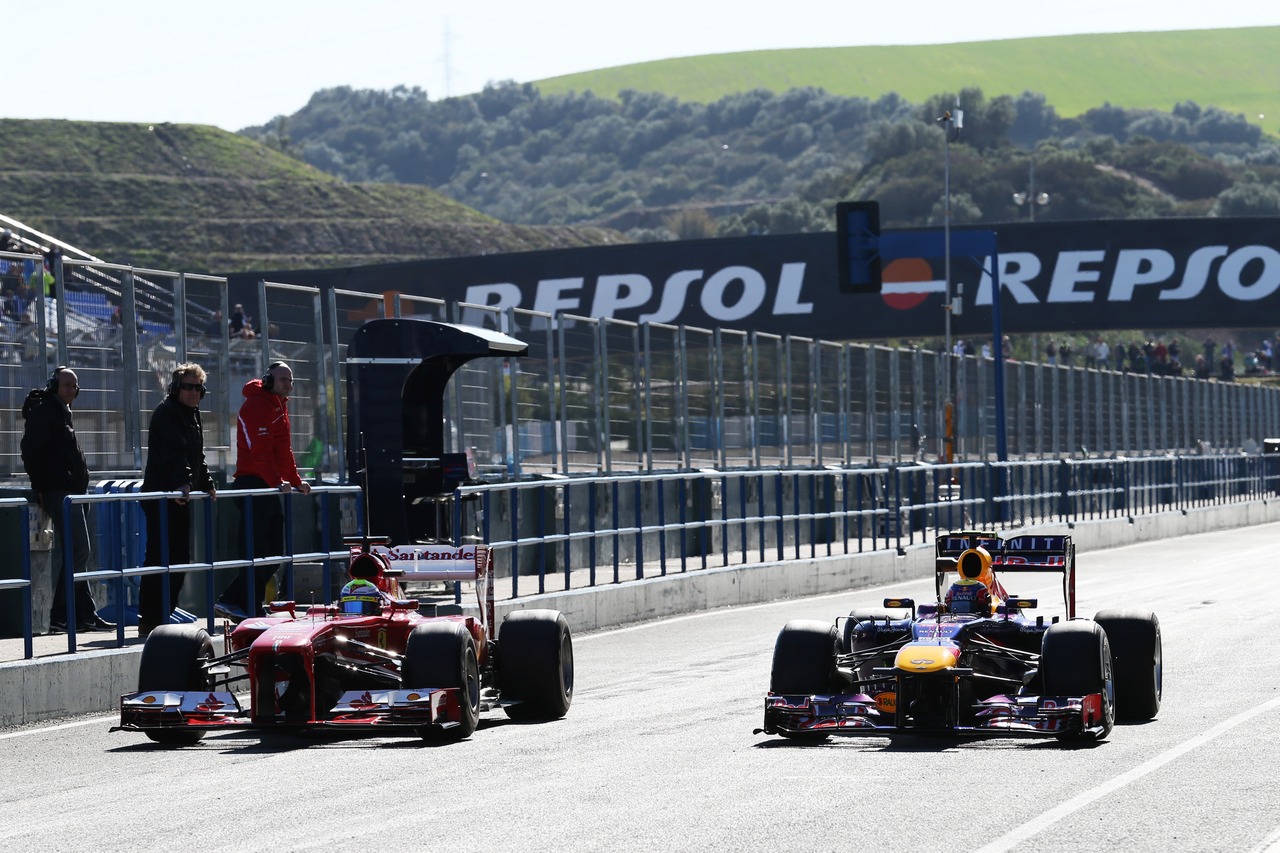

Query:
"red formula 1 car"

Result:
[[758, 531, 1162, 744], [116, 539, 574, 745]]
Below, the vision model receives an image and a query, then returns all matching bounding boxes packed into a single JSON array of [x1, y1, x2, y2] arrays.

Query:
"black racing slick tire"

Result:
[[1040, 620, 1115, 742], [1094, 609, 1162, 721], [404, 622, 480, 741], [770, 620, 838, 742], [771, 620, 838, 694], [137, 625, 215, 745], [498, 609, 574, 721]]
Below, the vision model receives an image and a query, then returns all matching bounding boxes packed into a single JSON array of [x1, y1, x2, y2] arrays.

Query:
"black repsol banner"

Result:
[[228, 217, 1280, 339]]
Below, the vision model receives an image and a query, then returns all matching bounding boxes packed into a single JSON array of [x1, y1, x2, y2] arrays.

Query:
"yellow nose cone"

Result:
[[894, 644, 958, 673]]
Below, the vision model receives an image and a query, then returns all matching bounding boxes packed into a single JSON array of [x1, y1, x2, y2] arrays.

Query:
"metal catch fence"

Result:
[[3, 257, 1280, 484]]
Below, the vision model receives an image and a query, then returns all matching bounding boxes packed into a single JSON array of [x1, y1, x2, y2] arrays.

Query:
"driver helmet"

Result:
[[957, 546, 993, 588], [338, 578, 382, 616]]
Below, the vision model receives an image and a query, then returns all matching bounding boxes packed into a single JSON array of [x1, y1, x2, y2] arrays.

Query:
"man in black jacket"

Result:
[[21, 366, 113, 633], [138, 363, 218, 637]]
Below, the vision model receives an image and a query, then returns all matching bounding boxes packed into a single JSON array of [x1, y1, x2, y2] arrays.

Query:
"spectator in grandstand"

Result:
[[2, 288, 18, 322], [1152, 343, 1171, 376], [229, 304, 256, 338], [137, 363, 217, 638], [1045, 339, 1057, 365], [21, 366, 114, 633], [1058, 340, 1072, 366], [1, 261, 21, 292], [1194, 354, 1211, 380], [28, 259, 54, 298], [214, 361, 311, 622], [1127, 342, 1143, 373], [0, 232, 24, 276]]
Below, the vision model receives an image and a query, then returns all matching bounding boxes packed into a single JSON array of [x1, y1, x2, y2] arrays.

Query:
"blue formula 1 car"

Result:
[[758, 531, 1162, 744]]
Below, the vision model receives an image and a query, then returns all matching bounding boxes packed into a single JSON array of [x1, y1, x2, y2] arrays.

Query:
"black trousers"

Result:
[[42, 491, 97, 625], [138, 499, 192, 626], [217, 475, 285, 615]]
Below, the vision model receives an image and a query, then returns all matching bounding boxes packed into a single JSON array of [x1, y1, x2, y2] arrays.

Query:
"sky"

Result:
[[8, 0, 1277, 132]]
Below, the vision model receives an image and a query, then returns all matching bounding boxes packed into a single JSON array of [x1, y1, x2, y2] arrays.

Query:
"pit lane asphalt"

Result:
[[1, 523, 1278, 853]]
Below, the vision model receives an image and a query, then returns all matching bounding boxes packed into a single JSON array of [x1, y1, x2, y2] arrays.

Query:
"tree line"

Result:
[[240, 83, 1280, 242]]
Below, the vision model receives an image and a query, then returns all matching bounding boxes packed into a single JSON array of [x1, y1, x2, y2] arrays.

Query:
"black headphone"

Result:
[[168, 369, 206, 399], [262, 361, 288, 391], [47, 366, 78, 398]]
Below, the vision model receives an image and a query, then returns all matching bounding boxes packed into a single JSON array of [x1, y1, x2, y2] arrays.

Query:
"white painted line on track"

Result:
[[0, 715, 114, 740], [976, 696, 1280, 853], [1251, 824, 1280, 853]]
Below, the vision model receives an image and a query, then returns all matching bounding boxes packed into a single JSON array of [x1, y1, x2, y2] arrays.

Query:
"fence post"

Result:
[[1057, 458, 1071, 523]]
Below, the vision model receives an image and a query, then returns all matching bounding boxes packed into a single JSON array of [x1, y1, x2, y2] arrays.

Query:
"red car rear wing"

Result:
[[934, 530, 1077, 618], [347, 540, 496, 635]]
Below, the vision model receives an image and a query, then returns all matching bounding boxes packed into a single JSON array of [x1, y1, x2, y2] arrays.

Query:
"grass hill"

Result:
[[0, 119, 623, 273], [6, 27, 1276, 274], [536, 26, 1280, 130]]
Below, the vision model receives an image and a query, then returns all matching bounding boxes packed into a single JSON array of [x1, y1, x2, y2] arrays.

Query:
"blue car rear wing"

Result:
[[934, 530, 1077, 618]]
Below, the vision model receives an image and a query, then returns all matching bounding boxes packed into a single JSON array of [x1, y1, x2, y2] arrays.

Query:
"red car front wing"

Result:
[[117, 687, 467, 735]]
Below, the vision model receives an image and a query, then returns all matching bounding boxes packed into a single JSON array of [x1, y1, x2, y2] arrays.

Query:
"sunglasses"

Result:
[[179, 382, 207, 397]]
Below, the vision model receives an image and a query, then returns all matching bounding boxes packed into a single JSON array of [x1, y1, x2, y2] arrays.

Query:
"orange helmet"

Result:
[[957, 546, 993, 587]]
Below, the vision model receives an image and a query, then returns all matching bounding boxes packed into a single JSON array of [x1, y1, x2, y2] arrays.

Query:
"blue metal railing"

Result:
[[456, 452, 1280, 600], [40, 484, 362, 655], [6, 453, 1279, 659]]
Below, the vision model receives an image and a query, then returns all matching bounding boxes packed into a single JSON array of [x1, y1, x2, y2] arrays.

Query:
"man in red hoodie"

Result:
[[214, 361, 311, 622]]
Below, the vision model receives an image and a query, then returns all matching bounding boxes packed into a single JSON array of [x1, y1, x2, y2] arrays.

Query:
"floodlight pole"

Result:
[[943, 124, 951, 374], [1028, 160, 1038, 222], [1013, 159, 1050, 222], [937, 99, 962, 463]]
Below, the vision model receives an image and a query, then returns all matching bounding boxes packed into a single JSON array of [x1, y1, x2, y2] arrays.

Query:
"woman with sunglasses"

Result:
[[138, 362, 217, 637]]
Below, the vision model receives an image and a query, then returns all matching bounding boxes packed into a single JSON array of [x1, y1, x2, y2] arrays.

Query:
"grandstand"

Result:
[[62, 290, 115, 323], [0, 213, 179, 335], [0, 215, 269, 480]]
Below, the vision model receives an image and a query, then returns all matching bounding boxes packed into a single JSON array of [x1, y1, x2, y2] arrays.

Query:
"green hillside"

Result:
[[536, 27, 1279, 130], [0, 120, 623, 273]]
